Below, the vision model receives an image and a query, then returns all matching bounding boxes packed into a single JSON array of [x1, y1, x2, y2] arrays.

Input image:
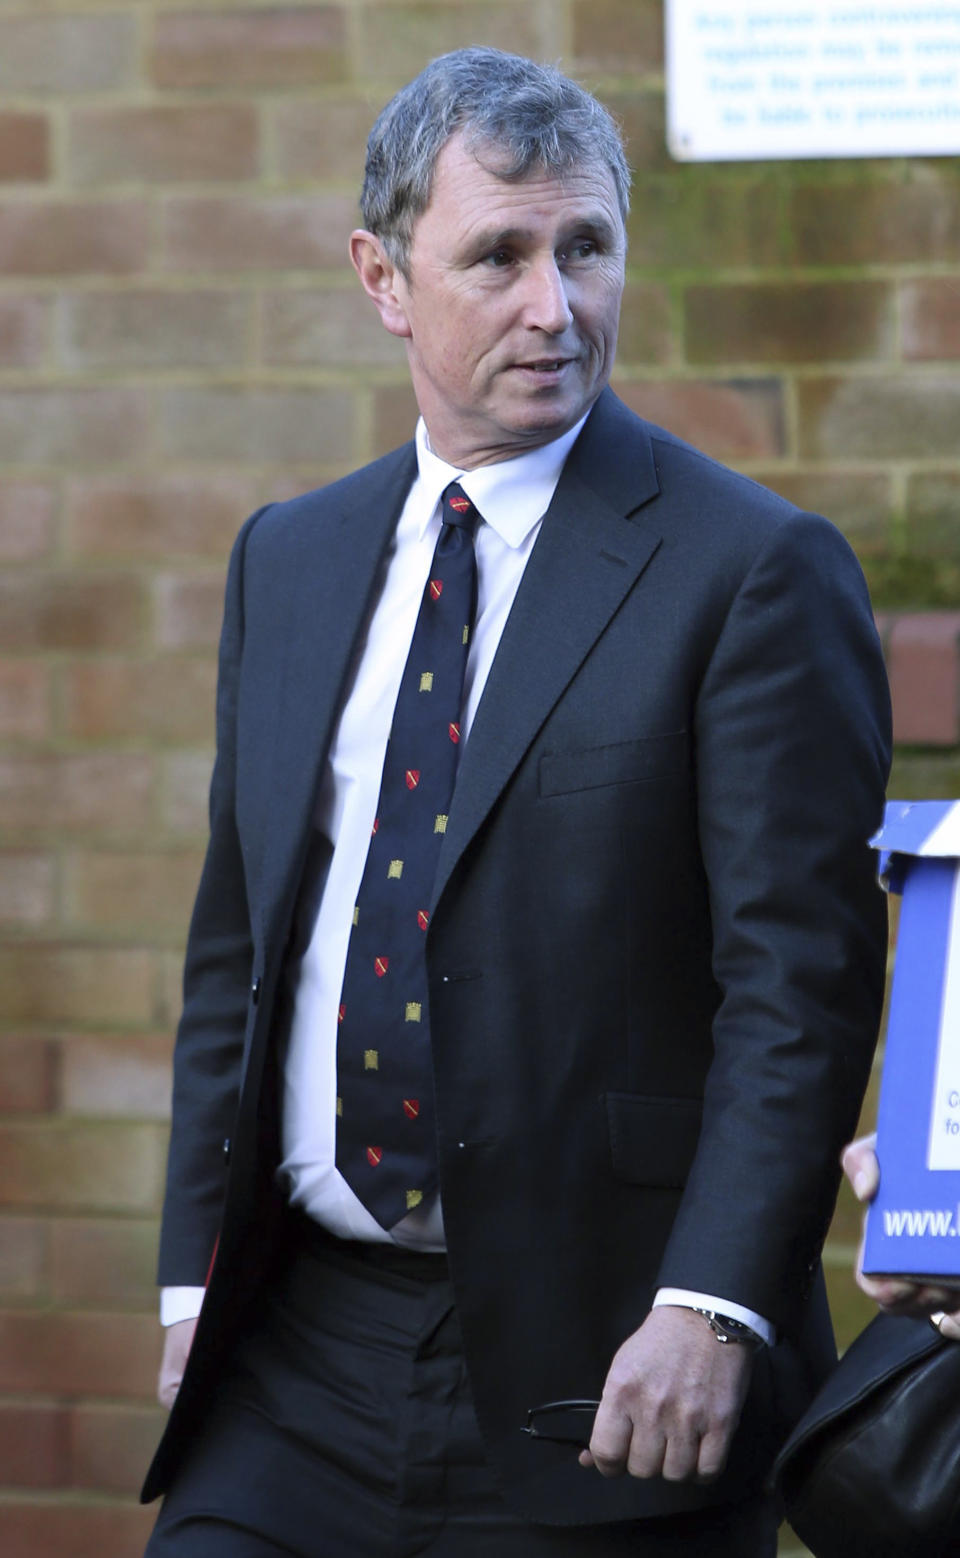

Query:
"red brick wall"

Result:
[[1, 3, 957, 1553]]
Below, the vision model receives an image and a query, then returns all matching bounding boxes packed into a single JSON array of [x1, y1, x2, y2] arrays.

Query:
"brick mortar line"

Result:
[[0, 831, 199, 849], [0, 1386, 159, 1400], [888, 466, 911, 551], [0, 252, 953, 290], [0, 375, 415, 395], [0, 354, 396, 371], [744, 457, 960, 472], [665, 278, 684, 372], [0, 273, 359, 290], [614, 363, 960, 381], [782, 373, 799, 464], [0, 924, 193, 946], [621, 265, 960, 284], [0, 274, 369, 293], [0, 178, 364, 195], [0, 0, 342, 14], [0, 1108, 171, 1124], [891, 274, 906, 368], [0, 457, 350, 473], [0, 1488, 152, 1508], [0, 1208, 161, 1217], [0, 84, 463, 109], [0, 277, 363, 295]]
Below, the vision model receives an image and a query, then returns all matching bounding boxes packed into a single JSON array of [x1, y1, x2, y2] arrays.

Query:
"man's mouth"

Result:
[[515, 359, 571, 373]]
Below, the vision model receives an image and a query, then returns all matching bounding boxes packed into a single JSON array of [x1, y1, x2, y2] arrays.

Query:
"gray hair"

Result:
[[360, 48, 631, 273]]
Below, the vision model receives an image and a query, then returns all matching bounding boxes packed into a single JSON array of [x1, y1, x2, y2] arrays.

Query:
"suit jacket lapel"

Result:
[[433, 391, 664, 909], [259, 445, 417, 955], [257, 392, 664, 940]]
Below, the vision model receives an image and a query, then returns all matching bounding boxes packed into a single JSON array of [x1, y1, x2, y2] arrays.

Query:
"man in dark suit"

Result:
[[144, 46, 891, 1557]]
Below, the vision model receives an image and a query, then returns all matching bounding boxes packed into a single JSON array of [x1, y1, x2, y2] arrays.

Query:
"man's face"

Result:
[[358, 134, 626, 469]]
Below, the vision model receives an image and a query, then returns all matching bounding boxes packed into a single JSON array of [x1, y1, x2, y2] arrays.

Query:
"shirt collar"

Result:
[[413, 415, 588, 549]]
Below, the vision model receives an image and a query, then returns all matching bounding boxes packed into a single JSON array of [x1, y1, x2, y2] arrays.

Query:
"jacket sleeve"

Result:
[[156, 507, 269, 1286], [656, 510, 891, 1335]]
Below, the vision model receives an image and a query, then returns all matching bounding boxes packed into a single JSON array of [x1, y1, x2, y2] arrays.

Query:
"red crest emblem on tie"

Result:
[[449, 494, 471, 514], [429, 579, 443, 601], [417, 909, 429, 931], [338, 1003, 345, 1024], [448, 722, 460, 744], [371, 818, 379, 836], [366, 1146, 382, 1167], [405, 769, 420, 790], [374, 956, 389, 978], [403, 1099, 420, 1119]]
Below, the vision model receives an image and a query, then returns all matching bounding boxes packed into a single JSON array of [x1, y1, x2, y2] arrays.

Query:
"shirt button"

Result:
[[222, 1138, 231, 1164], [251, 976, 262, 1004]]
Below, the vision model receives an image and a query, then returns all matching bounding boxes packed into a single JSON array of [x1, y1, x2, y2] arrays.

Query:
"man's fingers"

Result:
[[590, 1401, 733, 1484], [586, 1404, 634, 1478], [659, 1429, 700, 1483], [589, 1413, 668, 1482], [157, 1316, 198, 1410], [661, 1408, 736, 1483], [843, 1136, 960, 1323], [158, 1373, 182, 1411], [841, 1132, 879, 1203], [857, 1263, 960, 1316], [695, 1425, 732, 1483], [856, 1269, 916, 1307], [583, 1309, 752, 1484]]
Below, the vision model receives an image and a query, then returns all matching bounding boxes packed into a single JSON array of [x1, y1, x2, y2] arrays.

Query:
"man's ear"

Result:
[[350, 230, 412, 339]]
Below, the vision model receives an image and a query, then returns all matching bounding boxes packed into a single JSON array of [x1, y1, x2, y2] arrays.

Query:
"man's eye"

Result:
[[561, 240, 598, 262], [483, 249, 514, 268]]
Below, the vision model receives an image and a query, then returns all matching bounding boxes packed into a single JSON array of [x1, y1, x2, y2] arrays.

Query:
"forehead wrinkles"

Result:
[[415, 155, 624, 257]]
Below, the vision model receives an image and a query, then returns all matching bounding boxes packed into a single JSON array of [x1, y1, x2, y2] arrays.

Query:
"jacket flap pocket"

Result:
[[539, 732, 688, 798], [605, 1092, 702, 1188]]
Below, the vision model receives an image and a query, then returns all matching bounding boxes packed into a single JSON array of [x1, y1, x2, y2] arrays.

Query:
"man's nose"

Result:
[[522, 259, 574, 333]]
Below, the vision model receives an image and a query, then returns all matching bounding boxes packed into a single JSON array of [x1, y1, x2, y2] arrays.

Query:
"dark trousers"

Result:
[[146, 1221, 779, 1557]]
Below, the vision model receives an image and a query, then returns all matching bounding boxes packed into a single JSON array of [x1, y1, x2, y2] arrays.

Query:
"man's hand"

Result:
[[842, 1133, 960, 1336], [158, 1317, 198, 1409], [578, 1306, 754, 1483]]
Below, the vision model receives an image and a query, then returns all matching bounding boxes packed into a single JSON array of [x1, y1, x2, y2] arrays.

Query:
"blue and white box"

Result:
[[863, 799, 960, 1279]]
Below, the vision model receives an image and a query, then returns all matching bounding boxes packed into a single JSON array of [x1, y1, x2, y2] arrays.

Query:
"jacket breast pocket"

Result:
[[605, 1092, 702, 1189], [538, 731, 688, 798]]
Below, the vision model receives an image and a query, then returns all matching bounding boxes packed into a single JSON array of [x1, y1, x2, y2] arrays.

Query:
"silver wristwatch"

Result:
[[691, 1307, 765, 1348]]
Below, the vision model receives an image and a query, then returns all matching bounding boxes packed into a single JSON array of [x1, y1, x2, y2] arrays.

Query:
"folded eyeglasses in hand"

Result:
[[521, 1399, 600, 1448]]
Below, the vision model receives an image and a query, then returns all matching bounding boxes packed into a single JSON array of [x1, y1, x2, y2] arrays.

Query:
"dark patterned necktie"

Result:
[[335, 482, 479, 1228]]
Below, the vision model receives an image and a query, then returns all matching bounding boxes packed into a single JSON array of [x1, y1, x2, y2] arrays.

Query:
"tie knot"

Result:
[[441, 482, 479, 536]]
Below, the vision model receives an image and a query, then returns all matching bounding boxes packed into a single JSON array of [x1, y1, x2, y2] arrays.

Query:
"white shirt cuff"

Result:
[[160, 1286, 206, 1327], [653, 1287, 775, 1346]]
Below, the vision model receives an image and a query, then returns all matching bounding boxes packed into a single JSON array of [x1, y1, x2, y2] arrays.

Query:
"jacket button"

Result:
[[222, 1138, 231, 1164], [251, 976, 262, 1004]]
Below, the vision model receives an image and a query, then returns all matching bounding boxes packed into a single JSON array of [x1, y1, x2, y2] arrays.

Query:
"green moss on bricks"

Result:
[[862, 555, 960, 611], [889, 752, 960, 800]]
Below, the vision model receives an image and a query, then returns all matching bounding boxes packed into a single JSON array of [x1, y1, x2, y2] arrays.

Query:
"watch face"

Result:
[[695, 1309, 763, 1346]]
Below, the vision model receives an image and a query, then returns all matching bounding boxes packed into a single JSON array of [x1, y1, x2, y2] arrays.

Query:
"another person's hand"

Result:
[[842, 1133, 960, 1337], [158, 1316, 198, 1409], [579, 1306, 753, 1482]]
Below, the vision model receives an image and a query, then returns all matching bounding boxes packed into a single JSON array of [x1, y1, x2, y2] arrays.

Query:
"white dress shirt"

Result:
[[277, 415, 585, 1247], [163, 415, 773, 1344]]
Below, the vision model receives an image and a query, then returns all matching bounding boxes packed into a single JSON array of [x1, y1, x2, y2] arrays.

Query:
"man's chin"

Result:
[[501, 390, 599, 444], [432, 389, 601, 467], [512, 369, 603, 418]]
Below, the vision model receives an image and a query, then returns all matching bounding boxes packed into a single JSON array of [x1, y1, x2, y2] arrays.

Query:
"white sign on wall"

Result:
[[666, 2, 960, 160]]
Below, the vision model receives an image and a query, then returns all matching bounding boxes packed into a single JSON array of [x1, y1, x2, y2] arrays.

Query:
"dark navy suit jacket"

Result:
[[144, 389, 891, 1522]]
